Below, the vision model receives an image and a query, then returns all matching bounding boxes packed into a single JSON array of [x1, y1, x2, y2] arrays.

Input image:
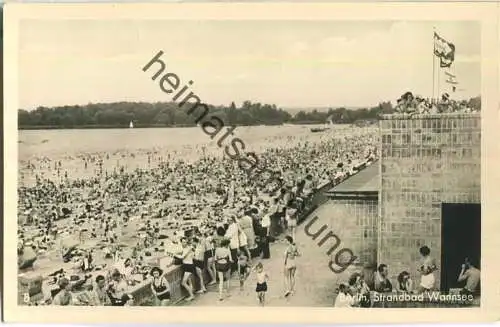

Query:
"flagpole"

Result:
[[437, 54, 441, 100], [432, 27, 436, 103]]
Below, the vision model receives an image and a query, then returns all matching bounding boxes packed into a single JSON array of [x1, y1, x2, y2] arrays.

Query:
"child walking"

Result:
[[237, 250, 250, 291], [252, 262, 269, 306]]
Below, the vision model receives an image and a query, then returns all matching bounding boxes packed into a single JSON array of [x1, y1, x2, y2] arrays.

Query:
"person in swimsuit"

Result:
[[106, 269, 134, 306], [203, 231, 216, 286], [150, 267, 171, 306], [237, 250, 250, 290], [283, 235, 300, 297], [285, 202, 298, 240], [180, 237, 195, 301], [237, 221, 252, 267], [417, 246, 437, 294], [119, 258, 134, 283], [214, 238, 232, 301], [171, 232, 184, 266], [238, 212, 254, 263], [192, 237, 208, 294], [252, 262, 269, 306], [396, 271, 414, 294]]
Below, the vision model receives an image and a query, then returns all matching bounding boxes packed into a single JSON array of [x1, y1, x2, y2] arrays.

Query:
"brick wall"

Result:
[[378, 113, 481, 287], [319, 198, 378, 266]]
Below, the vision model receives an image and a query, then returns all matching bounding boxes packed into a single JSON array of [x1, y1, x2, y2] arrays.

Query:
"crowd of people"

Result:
[[334, 246, 481, 308], [17, 126, 378, 306], [394, 92, 479, 115]]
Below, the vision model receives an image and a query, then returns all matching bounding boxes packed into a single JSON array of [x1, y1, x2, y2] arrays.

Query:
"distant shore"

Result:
[[18, 121, 335, 131]]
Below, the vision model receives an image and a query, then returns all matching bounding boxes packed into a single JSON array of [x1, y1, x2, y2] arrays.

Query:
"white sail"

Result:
[[327, 115, 334, 129], [129, 121, 134, 128]]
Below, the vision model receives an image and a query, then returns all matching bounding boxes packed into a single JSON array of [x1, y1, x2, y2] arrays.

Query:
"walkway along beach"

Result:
[[107, 173, 339, 305]]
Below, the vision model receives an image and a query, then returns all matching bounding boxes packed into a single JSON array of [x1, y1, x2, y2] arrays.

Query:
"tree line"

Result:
[[18, 97, 480, 129]]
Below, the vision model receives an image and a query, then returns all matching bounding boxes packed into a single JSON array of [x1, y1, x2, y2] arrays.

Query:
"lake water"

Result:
[[18, 124, 374, 185], [19, 125, 333, 159]]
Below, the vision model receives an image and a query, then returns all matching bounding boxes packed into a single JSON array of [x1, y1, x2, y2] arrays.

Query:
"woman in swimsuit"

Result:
[[283, 236, 300, 297], [150, 267, 171, 306], [252, 262, 269, 306], [417, 245, 437, 294], [192, 237, 208, 294], [180, 237, 195, 301], [214, 238, 232, 301]]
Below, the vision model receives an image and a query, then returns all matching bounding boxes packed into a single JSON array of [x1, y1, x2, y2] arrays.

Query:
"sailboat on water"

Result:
[[310, 116, 333, 133], [129, 121, 134, 129]]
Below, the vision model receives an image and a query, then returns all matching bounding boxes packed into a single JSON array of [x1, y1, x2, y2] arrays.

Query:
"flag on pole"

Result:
[[444, 70, 458, 93], [434, 32, 455, 68]]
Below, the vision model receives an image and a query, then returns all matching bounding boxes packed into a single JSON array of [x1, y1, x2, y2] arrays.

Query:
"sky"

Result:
[[19, 20, 480, 110]]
